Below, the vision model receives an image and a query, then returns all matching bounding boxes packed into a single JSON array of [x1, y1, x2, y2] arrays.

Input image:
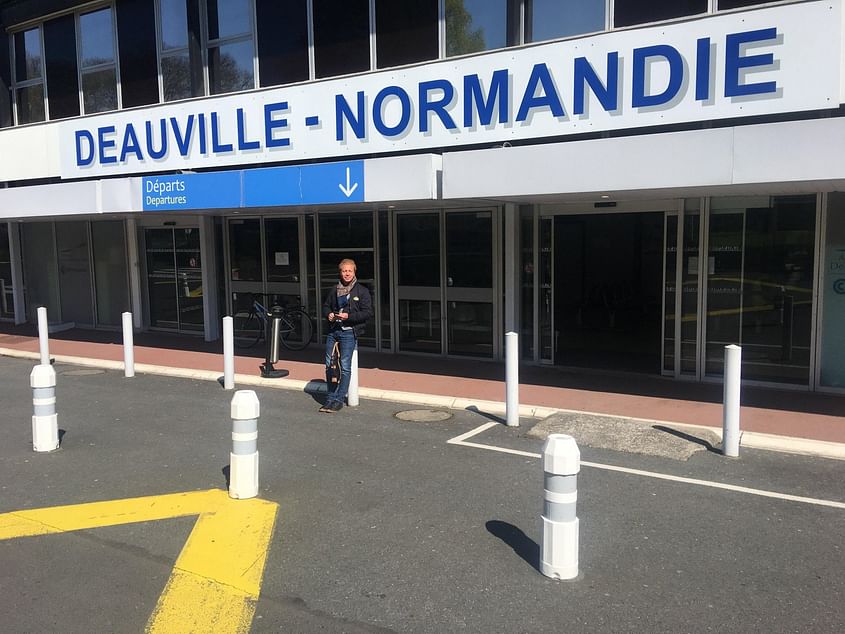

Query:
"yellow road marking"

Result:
[[0, 489, 278, 634]]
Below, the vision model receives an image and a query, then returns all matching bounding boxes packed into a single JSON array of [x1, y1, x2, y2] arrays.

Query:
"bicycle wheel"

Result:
[[279, 308, 314, 351], [233, 310, 263, 349]]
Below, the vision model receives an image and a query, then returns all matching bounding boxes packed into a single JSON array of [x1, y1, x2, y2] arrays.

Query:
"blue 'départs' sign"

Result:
[[141, 160, 364, 211]]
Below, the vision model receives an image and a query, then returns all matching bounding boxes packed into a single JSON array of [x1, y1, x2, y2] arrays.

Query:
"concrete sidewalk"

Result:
[[1, 325, 843, 459]]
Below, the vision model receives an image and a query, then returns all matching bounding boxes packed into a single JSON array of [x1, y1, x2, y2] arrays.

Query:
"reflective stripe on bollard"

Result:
[[229, 390, 259, 500], [540, 433, 580, 580], [31, 364, 59, 452]]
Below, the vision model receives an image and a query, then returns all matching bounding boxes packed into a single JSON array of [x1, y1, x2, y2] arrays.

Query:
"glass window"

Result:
[[205, 0, 255, 94], [718, 0, 773, 9], [313, 0, 370, 78], [207, 0, 252, 40], [256, 0, 309, 87], [161, 0, 189, 49], [614, 0, 707, 28], [375, 0, 438, 68], [819, 194, 845, 388], [79, 8, 119, 114], [12, 27, 46, 124], [209, 40, 255, 94], [446, 0, 507, 57], [229, 219, 262, 281], [527, 0, 605, 43], [43, 14, 80, 120], [159, 0, 197, 101]]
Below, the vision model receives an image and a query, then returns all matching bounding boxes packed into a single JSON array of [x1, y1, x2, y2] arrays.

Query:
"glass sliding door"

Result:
[[0, 224, 14, 319], [56, 221, 94, 326], [91, 221, 130, 327], [819, 193, 845, 388], [395, 209, 497, 357], [145, 227, 204, 332], [396, 212, 441, 354], [705, 196, 816, 384], [445, 211, 495, 358]]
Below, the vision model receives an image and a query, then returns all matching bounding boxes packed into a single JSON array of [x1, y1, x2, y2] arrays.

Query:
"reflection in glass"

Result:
[[663, 215, 678, 373], [448, 301, 492, 357], [0, 224, 13, 319], [399, 300, 441, 353], [313, 0, 370, 78], [229, 219, 262, 281], [375, 0, 438, 68], [265, 218, 300, 283], [82, 68, 118, 114], [206, 0, 252, 40], [528, 0, 605, 42], [209, 40, 255, 94], [520, 208, 534, 359], [80, 9, 115, 66], [14, 28, 42, 81], [397, 214, 439, 287], [615, 0, 707, 28], [16, 85, 45, 124], [704, 211, 743, 376], [162, 53, 192, 101], [680, 211, 700, 375], [820, 193, 845, 387], [160, 0, 189, 49], [318, 213, 373, 250], [706, 196, 816, 384], [92, 221, 129, 327], [539, 217, 553, 361], [446, 211, 492, 288], [146, 228, 204, 332], [57, 221, 94, 326], [446, 0, 507, 57]]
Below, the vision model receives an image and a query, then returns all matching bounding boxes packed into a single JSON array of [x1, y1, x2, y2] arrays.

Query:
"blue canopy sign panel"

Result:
[[141, 160, 364, 211]]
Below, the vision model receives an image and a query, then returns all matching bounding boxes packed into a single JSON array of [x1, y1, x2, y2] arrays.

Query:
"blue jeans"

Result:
[[325, 327, 356, 404]]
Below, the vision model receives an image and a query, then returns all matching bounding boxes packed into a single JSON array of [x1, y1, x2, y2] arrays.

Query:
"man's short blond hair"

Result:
[[338, 258, 357, 272]]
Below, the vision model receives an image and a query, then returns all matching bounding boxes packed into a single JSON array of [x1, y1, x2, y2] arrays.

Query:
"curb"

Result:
[[2, 347, 843, 461]]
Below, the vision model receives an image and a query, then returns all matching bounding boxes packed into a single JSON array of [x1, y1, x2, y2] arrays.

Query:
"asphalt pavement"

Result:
[[0, 356, 843, 633]]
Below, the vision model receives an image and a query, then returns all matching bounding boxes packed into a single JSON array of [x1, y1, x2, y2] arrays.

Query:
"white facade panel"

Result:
[[0, 181, 99, 219], [101, 178, 143, 212], [442, 128, 736, 198], [732, 117, 845, 184], [364, 154, 441, 202], [0, 125, 61, 181]]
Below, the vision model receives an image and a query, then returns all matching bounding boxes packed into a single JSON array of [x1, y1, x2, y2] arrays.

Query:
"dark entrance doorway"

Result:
[[553, 212, 664, 373]]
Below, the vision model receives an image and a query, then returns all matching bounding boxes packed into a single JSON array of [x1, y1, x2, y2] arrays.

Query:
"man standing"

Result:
[[320, 258, 373, 413]]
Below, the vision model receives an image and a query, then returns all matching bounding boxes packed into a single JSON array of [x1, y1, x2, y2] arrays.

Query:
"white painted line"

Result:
[[448, 423, 845, 510]]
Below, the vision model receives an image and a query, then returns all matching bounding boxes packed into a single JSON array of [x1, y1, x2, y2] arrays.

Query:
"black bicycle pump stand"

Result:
[[260, 306, 290, 379]]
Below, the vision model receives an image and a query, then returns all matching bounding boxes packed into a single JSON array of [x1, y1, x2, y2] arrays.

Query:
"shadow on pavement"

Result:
[[486, 520, 540, 571]]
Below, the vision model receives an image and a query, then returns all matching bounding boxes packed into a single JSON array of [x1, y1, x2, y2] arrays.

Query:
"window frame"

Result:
[[75, 3, 121, 115], [10, 25, 48, 125], [201, 0, 259, 95]]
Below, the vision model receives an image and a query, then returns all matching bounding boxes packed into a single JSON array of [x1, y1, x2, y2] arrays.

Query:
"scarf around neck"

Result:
[[336, 276, 357, 298]]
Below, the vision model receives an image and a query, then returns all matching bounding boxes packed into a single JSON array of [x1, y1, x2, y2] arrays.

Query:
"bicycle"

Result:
[[233, 294, 314, 351]]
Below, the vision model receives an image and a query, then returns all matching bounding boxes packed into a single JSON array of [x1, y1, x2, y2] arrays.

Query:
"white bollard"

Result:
[[722, 344, 742, 458], [540, 434, 580, 581], [505, 331, 519, 427], [229, 390, 259, 499], [223, 316, 234, 390], [37, 306, 50, 366], [31, 364, 59, 452], [347, 345, 359, 407], [122, 312, 135, 378]]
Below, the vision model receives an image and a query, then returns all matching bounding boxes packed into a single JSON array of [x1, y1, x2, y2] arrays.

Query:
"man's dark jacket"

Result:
[[322, 281, 373, 338]]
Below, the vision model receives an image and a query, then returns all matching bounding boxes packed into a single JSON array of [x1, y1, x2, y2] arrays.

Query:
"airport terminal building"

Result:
[[0, 0, 844, 394]]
